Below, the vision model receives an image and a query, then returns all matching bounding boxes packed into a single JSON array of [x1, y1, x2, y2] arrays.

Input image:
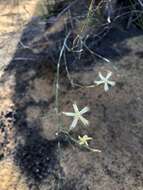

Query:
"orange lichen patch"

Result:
[[0, 73, 16, 156], [0, 110, 16, 157], [0, 98, 14, 113], [0, 75, 15, 112], [0, 158, 28, 190], [0, 0, 39, 34]]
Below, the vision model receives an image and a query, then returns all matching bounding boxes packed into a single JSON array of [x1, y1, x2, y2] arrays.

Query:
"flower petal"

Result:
[[104, 83, 109, 92], [69, 117, 78, 130], [62, 112, 75, 117], [107, 16, 111, 23], [106, 71, 112, 79], [73, 103, 79, 113], [94, 80, 104, 85], [78, 136, 82, 140], [108, 80, 116, 86], [80, 106, 90, 114], [99, 72, 105, 80], [80, 116, 89, 126], [85, 136, 92, 141], [85, 141, 89, 146], [79, 141, 84, 145]]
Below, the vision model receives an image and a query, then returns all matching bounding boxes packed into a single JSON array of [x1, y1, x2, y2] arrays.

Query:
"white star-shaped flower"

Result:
[[62, 103, 89, 130], [78, 135, 92, 146], [94, 71, 115, 92]]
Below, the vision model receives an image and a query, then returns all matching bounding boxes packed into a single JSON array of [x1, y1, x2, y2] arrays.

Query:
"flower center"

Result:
[[76, 111, 81, 117]]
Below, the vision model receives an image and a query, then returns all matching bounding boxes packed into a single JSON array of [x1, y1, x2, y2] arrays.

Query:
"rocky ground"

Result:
[[0, 1, 143, 190]]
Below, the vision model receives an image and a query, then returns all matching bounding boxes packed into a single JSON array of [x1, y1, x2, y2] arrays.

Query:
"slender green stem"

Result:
[[60, 130, 101, 153]]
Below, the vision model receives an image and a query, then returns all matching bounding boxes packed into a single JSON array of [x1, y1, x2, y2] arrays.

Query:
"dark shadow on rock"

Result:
[[39, 24, 143, 71], [15, 126, 59, 182], [88, 26, 143, 60]]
